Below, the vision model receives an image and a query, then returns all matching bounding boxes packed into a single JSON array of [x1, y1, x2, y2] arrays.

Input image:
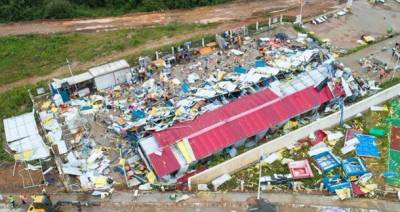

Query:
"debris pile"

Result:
[[3, 25, 373, 195], [221, 102, 396, 200]]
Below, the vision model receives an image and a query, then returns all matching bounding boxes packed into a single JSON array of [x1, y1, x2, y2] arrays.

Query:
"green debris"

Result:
[[369, 128, 386, 137]]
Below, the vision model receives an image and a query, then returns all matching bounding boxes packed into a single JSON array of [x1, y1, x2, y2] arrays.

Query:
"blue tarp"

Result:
[[322, 175, 351, 193], [255, 60, 267, 67], [234, 66, 247, 74], [132, 110, 146, 119], [342, 157, 368, 179], [355, 134, 380, 158], [80, 105, 93, 111], [181, 83, 190, 93], [312, 151, 341, 173]]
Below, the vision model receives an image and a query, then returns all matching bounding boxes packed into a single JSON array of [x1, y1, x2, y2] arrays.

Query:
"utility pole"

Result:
[[66, 58, 74, 77], [299, 0, 305, 25], [66, 58, 78, 93], [257, 153, 263, 200]]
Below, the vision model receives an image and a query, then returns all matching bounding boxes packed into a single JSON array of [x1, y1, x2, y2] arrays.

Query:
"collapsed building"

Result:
[[139, 59, 352, 181], [4, 26, 368, 194]]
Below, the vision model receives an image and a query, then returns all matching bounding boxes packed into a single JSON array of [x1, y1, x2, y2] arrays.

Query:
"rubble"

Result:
[[3, 22, 386, 199]]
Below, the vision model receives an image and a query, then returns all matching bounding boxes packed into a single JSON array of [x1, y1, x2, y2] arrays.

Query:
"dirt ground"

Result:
[[0, 162, 63, 194], [0, 0, 336, 37], [306, 0, 400, 49], [339, 34, 400, 81]]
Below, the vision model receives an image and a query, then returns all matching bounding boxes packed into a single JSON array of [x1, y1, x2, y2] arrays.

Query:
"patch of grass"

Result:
[[380, 77, 400, 90], [0, 23, 215, 85]]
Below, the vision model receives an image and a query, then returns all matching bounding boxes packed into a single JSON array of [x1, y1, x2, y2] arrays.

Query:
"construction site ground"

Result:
[[306, 0, 400, 49], [339, 34, 400, 81]]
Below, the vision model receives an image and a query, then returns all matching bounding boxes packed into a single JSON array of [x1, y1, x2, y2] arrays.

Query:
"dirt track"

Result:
[[0, 0, 334, 36], [0, 0, 337, 93]]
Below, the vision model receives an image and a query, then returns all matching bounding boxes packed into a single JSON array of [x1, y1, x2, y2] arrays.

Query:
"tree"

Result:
[[44, 0, 74, 19]]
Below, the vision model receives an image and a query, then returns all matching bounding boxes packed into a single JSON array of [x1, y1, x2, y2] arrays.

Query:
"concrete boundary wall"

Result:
[[188, 84, 400, 189]]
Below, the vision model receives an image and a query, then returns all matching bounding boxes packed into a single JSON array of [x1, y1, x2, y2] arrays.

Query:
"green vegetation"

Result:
[[0, 23, 214, 85], [292, 23, 323, 45], [380, 77, 400, 90], [0, 85, 35, 161], [0, 0, 231, 23]]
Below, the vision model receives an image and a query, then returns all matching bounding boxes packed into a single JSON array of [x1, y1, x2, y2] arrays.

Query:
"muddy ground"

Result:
[[0, 0, 336, 37]]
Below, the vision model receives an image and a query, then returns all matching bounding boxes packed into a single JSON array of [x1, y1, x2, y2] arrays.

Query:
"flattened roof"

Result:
[[3, 112, 39, 143], [147, 146, 180, 177]]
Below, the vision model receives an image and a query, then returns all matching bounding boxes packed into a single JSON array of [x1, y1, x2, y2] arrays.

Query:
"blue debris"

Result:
[[255, 60, 267, 67], [181, 83, 191, 93], [342, 157, 369, 181], [80, 105, 93, 111], [322, 175, 351, 193], [234, 66, 247, 74], [132, 109, 146, 119], [355, 134, 380, 158], [311, 151, 341, 173], [113, 166, 125, 175]]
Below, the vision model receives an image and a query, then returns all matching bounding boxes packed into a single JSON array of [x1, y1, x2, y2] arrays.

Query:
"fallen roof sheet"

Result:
[[9, 134, 50, 161], [3, 112, 39, 143], [147, 146, 180, 177], [355, 134, 380, 158], [391, 127, 400, 151]]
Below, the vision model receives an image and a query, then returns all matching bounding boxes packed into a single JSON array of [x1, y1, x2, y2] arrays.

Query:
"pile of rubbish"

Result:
[[219, 118, 390, 200], [359, 56, 391, 78], [28, 25, 371, 194]]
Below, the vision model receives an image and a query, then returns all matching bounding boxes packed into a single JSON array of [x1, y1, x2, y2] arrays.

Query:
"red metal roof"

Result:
[[151, 85, 334, 176], [391, 127, 400, 151], [153, 88, 279, 147], [147, 146, 180, 177], [189, 86, 333, 159]]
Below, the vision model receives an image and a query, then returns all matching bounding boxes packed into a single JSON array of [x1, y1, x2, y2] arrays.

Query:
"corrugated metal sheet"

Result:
[[148, 146, 180, 177], [153, 89, 279, 147], [88, 60, 130, 77], [3, 112, 39, 142], [391, 127, 400, 151], [189, 86, 333, 159], [64, 72, 93, 85], [150, 85, 334, 177]]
